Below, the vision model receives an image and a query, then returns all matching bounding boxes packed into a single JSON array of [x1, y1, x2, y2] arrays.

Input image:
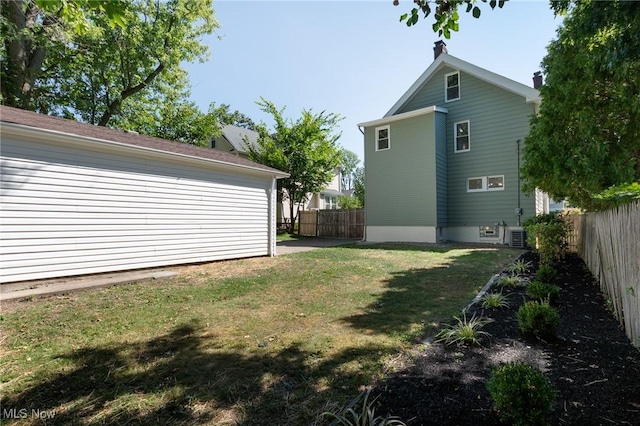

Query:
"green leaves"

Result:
[[246, 98, 344, 231], [394, 0, 505, 36], [521, 0, 640, 211]]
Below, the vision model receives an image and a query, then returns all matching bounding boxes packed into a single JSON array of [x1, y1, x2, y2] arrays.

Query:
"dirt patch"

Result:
[[372, 253, 640, 425]]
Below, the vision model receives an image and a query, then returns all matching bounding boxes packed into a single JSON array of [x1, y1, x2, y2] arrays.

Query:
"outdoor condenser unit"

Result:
[[510, 230, 527, 248]]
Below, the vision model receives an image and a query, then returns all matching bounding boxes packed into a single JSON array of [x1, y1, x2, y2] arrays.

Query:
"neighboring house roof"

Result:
[[358, 105, 447, 128], [320, 189, 343, 197], [219, 124, 259, 154], [385, 53, 541, 117], [0, 106, 287, 177]]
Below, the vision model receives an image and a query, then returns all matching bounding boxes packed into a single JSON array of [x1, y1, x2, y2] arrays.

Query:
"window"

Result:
[[375, 125, 390, 151], [467, 175, 505, 192], [454, 120, 470, 153], [467, 177, 486, 192], [487, 175, 505, 190], [445, 71, 460, 102], [324, 196, 337, 209]]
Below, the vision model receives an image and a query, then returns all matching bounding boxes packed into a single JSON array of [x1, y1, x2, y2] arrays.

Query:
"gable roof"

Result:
[[219, 124, 259, 153], [0, 106, 287, 177], [385, 53, 541, 117]]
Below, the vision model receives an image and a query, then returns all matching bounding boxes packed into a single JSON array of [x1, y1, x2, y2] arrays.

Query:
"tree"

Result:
[[209, 103, 257, 131], [353, 167, 365, 208], [46, 0, 217, 127], [109, 72, 219, 146], [393, 0, 506, 38], [1, 0, 126, 109], [247, 98, 343, 233], [2, 0, 217, 131], [521, 1, 640, 210], [340, 149, 360, 191]]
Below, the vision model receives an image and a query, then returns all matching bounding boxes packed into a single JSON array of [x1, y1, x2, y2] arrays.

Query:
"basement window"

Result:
[[467, 177, 486, 192], [488, 175, 505, 191]]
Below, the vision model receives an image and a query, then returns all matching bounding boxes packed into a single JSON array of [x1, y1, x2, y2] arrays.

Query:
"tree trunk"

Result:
[[2, 0, 48, 109]]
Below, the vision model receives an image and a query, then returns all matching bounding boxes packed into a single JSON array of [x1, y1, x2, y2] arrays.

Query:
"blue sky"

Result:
[[186, 0, 564, 163]]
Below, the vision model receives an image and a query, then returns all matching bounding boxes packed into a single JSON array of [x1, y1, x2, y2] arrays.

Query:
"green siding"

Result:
[[365, 114, 438, 226], [398, 67, 537, 227], [435, 111, 448, 227]]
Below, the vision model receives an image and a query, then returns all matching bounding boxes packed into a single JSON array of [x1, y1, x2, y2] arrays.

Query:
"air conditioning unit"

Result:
[[510, 230, 527, 248]]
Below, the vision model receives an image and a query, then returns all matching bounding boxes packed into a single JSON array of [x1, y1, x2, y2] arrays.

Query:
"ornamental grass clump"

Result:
[[527, 280, 561, 303], [497, 274, 524, 288], [480, 292, 510, 310], [486, 362, 556, 426], [506, 259, 533, 276], [434, 314, 492, 346], [517, 300, 560, 339], [322, 389, 406, 426]]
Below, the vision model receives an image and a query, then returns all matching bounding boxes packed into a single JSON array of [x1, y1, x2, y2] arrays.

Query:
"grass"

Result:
[[0, 243, 521, 425]]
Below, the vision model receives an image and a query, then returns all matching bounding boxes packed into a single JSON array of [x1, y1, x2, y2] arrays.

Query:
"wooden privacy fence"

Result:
[[299, 209, 364, 239], [565, 201, 640, 348]]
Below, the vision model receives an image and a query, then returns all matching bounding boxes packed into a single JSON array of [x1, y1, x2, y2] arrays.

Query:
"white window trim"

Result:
[[454, 120, 470, 153], [467, 177, 486, 193], [375, 125, 390, 151], [445, 71, 460, 102], [487, 175, 505, 191]]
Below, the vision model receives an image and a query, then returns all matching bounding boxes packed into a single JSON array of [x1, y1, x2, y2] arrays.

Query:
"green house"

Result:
[[358, 44, 547, 245]]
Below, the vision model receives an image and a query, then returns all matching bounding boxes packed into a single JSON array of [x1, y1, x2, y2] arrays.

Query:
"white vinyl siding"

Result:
[[0, 136, 273, 283]]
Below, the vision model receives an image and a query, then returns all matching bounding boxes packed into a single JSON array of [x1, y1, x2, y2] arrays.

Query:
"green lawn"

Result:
[[0, 243, 521, 425]]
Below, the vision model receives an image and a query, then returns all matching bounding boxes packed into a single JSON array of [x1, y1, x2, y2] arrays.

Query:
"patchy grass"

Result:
[[0, 244, 521, 425]]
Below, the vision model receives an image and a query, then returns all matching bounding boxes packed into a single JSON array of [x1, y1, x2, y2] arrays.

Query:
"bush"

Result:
[[536, 264, 557, 282], [486, 362, 556, 426], [517, 300, 560, 338], [523, 213, 571, 265], [527, 280, 561, 303]]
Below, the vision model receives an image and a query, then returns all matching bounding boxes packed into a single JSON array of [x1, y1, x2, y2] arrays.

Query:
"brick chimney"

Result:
[[533, 71, 543, 89], [434, 40, 447, 60]]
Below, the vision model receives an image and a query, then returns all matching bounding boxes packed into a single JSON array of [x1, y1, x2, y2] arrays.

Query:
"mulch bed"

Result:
[[372, 252, 640, 425]]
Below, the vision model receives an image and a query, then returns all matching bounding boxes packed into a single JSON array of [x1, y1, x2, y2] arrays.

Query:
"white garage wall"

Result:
[[0, 134, 274, 283]]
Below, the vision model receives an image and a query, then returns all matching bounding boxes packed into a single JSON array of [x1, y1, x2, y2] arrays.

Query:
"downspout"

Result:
[[516, 139, 521, 227], [358, 125, 366, 242], [268, 175, 277, 256]]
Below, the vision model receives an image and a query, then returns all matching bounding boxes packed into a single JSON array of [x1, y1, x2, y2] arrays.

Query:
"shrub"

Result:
[[536, 264, 557, 282], [434, 314, 492, 346], [480, 292, 510, 309], [517, 301, 560, 338], [523, 213, 571, 265], [486, 362, 556, 426], [527, 280, 561, 303], [322, 388, 406, 426]]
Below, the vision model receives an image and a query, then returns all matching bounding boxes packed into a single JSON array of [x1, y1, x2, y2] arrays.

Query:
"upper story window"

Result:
[[375, 125, 390, 151], [454, 120, 470, 153], [445, 71, 460, 102]]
